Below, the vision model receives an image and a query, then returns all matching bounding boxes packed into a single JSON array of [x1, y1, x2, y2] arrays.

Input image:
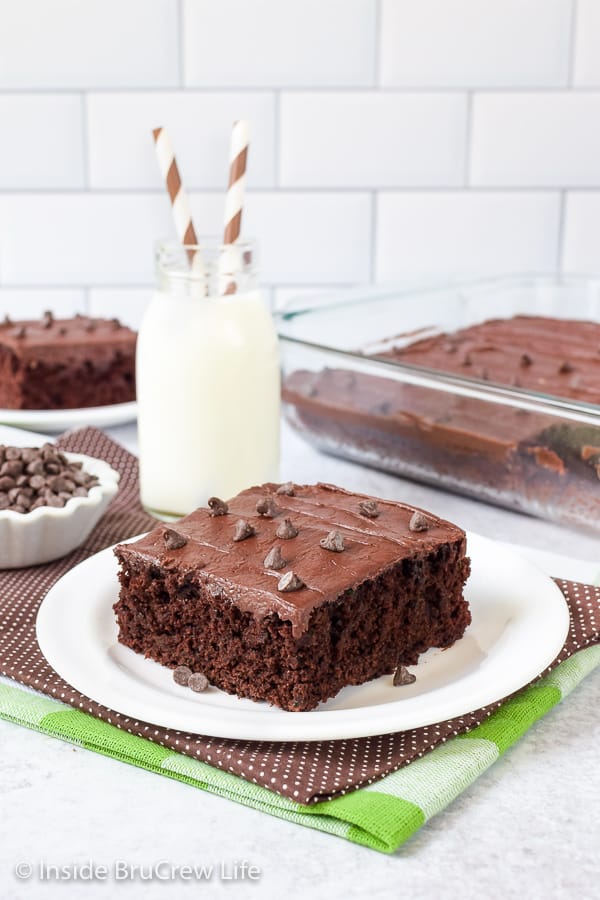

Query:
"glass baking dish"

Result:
[[277, 275, 600, 532]]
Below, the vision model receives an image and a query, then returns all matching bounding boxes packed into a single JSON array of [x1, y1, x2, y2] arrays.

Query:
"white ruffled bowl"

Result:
[[0, 452, 120, 569]]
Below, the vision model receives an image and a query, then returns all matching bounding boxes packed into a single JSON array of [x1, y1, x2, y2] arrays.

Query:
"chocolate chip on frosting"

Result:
[[358, 499, 379, 519], [41, 310, 53, 329], [558, 360, 574, 374], [208, 496, 228, 516], [85, 320, 97, 333], [172, 665, 192, 686], [409, 511, 430, 532], [320, 530, 345, 552], [264, 544, 287, 570], [256, 496, 279, 518], [233, 519, 255, 542], [188, 672, 209, 693], [278, 571, 304, 592], [393, 665, 416, 687], [14, 326, 26, 339], [520, 353, 533, 368], [276, 482, 295, 496], [276, 518, 299, 540], [163, 528, 187, 550]]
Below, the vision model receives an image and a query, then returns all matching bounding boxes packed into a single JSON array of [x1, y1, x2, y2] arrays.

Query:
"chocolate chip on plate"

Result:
[[173, 665, 192, 686], [188, 672, 209, 693], [393, 665, 416, 687]]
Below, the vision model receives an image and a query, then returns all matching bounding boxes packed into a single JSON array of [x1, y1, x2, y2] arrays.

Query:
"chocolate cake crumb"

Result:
[[276, 482, 295, 496], [278, 571, 304, 592], [163, 528, 188, 550], [208, 496, 228, 516], [409, 511, 430, 532], [188, 672, 209, 693], [320, 530, 345, 552], [393, 665, 416, 686], [358, 499, 379, 518], [173, 665, 192, 686], [256, 496, 279, 517], [276, 518, 299, 540], [233, 519, 255, 542], [263, 545, 287, 570]]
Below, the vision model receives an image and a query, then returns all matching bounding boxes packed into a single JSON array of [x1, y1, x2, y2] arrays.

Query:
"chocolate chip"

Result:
[[409, 511, 430, 532], [358, 499, 379, 519], [28, 474, 45, 490], [26, 459, 45, 476], [320, 530, 345, 552], [393, 665, 416, 687], [461, 353, 472, 367], [12, 505, 26, 514], [85, 320, 97, 332], [2, 315, 11, 326], [173, 665, 192, 686], [47, 475, 75, 493], [520, 353, 533, 368], [0, 493, 8, 509], [1, 460, 23, 478], [45, 493, 65, 508], [41, 310, 53, 329], [208, 496, 228, 516], [58, 326, 67, 336], [277, 571, 304, 592], [263, 545, 287, 570], [256, 496, 279, 518], [5, 447, 21, 460], [0, 476, 15, 491], [233, 519, 255, 542], [276, 518, 299, 540], [188, 672, 209, 693], [14, 326, 26, 339], [163, 528, 187, 550], [558, 360, 574, 374], [110, 318, 121, 329], [276, 482, 295, 496]]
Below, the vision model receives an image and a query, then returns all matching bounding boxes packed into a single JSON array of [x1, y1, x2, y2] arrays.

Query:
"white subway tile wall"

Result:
[[0, 0, 598, 322]]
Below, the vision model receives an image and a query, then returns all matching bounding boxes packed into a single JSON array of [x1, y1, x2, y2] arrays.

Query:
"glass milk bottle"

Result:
[[137, 239, 280, 518]]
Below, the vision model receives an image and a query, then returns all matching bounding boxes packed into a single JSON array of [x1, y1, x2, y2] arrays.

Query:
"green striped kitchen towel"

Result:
[[1, 642, 599, 854]]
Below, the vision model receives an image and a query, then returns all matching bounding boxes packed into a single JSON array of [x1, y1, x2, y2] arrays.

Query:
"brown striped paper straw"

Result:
[[221, 120, 249, 294], [152, 126, 204, 274]]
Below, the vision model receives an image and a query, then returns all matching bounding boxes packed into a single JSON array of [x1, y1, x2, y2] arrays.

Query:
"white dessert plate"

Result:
[[0, 402, 137, 434], [36, 531, 570, 741]]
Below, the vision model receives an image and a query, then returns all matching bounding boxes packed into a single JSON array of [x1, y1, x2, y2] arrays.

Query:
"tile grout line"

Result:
[[80, 93, 91, 190], [176, 0, 185, 88], [567, 0, 579, 88], [373, 0, 382, 87], [369, 191, 378, 283], [274, 90, 281, 188], [556, 190, 567, 273], [463, 91, 473, 188]]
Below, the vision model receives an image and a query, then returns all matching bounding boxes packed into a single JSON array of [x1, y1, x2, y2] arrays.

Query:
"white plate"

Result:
[[36, 532, 570, 741], [0, 402, 137, 434]]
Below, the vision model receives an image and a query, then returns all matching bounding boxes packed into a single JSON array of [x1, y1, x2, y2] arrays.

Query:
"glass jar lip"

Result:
[[154, 237, 257, 281]]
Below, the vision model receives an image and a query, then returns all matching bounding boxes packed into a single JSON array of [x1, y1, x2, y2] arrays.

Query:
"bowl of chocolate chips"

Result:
[[0, 444, 120, 568]]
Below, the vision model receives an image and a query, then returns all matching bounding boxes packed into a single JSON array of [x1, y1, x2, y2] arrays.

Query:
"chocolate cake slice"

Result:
[[0, 313, 136, 409], [113, 483, 471, 712]]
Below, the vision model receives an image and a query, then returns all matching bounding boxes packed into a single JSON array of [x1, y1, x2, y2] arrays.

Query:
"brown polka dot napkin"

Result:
[[0, 428, 598, 805]]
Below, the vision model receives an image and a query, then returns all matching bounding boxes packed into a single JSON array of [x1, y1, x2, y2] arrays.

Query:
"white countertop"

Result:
[[1, 420, 599, 900]]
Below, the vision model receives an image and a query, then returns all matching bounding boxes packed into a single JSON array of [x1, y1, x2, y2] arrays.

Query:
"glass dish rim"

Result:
[[276, 272, 600, 426]]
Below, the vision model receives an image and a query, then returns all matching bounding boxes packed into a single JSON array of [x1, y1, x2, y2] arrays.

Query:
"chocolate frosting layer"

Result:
[[116, 483, 466, 638], [379, 315, 600, 404], [0, 315, 136, 365]]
